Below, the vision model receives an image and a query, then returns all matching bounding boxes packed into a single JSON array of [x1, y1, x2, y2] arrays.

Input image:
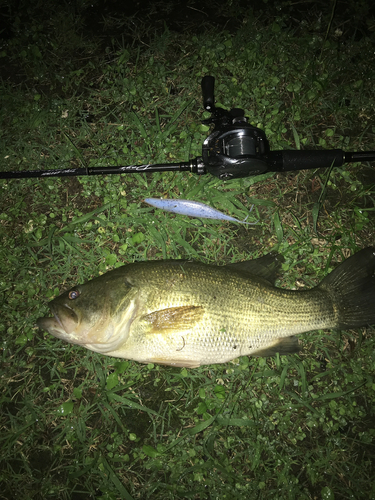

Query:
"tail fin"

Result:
[[318, 247, 375, 329]]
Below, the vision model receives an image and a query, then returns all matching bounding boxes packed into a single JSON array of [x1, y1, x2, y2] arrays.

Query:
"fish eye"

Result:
[[68, 290, 80, 300]]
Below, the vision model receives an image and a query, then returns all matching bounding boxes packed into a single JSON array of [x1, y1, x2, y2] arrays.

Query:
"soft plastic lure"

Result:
[[144, 198, 257, 224]]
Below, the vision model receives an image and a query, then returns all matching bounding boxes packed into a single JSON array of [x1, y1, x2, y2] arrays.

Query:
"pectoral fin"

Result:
[[140, 305, 204, 334]]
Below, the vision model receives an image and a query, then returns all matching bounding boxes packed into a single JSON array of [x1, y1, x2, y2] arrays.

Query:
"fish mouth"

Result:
[[37, 304, 80, 340]]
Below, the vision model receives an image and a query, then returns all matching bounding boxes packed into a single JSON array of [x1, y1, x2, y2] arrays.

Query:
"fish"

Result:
[[144, 198, 257, 224], [36, 248, 375, 368]]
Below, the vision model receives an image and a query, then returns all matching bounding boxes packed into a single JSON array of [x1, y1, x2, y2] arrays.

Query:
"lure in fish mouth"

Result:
[[37, 249, 375, 368]]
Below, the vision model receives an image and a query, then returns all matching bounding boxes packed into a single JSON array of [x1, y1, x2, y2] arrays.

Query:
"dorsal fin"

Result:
[[226, 252, 284, 285]]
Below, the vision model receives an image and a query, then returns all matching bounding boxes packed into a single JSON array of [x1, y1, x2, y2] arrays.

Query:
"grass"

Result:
[[1, 0, 375, 499]]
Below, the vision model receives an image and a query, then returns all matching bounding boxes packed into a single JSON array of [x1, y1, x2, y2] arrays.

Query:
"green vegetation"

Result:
[[1, 0, 374, 498]]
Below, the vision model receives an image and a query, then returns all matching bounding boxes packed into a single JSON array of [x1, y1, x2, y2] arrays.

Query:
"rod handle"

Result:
[[266, 150, 345, 172]]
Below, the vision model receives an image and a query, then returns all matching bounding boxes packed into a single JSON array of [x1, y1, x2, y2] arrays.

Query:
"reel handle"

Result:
[[201, 76, 215, 111]]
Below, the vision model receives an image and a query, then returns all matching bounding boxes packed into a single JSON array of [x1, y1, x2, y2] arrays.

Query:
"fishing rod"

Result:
[[1, 76, 374, 181]]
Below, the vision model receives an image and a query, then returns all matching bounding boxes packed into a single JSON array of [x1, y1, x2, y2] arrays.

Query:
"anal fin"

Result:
[[251, 336, 300, 357]]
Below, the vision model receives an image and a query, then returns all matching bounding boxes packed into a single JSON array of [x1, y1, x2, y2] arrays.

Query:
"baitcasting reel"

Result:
[[201, 75, 270, 179]]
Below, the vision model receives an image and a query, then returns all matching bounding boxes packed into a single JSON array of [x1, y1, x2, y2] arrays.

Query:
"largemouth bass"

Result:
[[37, 248, 375, 368]]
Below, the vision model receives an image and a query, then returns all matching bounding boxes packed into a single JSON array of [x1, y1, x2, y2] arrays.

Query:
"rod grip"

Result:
[[267, 149, 345, 172]]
